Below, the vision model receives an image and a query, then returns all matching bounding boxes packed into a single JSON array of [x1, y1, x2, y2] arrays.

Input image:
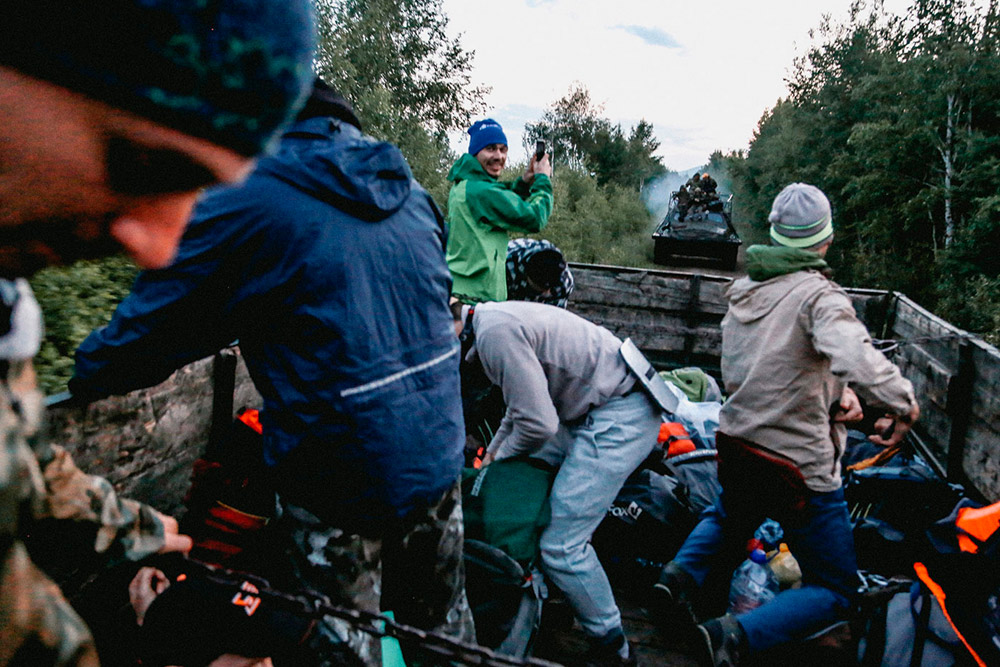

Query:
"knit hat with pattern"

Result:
[[1, 0, 316, 156]]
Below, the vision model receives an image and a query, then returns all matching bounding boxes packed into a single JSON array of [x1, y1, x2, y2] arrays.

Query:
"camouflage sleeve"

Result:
[[0, 281, 168, 561], [0, 541, 100, 665], [9, 356, 167, 560], [37, 443, 167, 559]]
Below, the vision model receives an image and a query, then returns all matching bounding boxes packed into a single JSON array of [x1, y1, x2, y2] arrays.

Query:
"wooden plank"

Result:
[[570, 265, 728, 369], [847, 289, 890, 334], [574, 264, 889, 331], [893, 343, 953, 409], [890, 296, 965, 368], [964, 343, 1000, 501], [47, 347, 262, 515], [885, 295, 1000, 499], [571, 267, 729, 317], [570, 262, 733, 289], [963, 417, 1000, 502], [569, 303, 722, 358], [570, 299, 718, 334], [900, 365, 953, 467], [968, 345, 1000, 434], [573, 271, 898, 370]]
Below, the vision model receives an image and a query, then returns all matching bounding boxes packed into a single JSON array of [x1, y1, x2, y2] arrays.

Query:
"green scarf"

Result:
[[745, 245, 830, 281]]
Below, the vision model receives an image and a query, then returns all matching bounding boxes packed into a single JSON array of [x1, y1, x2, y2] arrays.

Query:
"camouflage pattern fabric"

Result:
[[0, 282, 168, 665], [278, 481, 476, 666], [0, 543, 98, 666]]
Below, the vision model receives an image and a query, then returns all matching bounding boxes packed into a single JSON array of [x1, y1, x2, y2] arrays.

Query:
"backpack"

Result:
[[665, 448, 721, 515], [181, 408, 276, 571], [592, 449, 719, 593], [857, 577, 968, 667], [462, 539, 546, 659], [461, 457, 555, 566], [918, 499, 1000, 666], [845, 457, 965, 575], [461, 457, 555, 657]]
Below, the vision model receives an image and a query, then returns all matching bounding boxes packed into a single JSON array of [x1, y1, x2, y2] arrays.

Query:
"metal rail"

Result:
[[194, 561, 563, 667]]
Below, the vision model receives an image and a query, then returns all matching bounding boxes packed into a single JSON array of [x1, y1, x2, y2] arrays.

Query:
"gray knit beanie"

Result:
[[768, 183, 834, 248]]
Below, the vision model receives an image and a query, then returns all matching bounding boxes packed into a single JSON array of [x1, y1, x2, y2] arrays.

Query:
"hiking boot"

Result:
[[693, 614, 747, 667], [649, 562, 698, 636], [583, 629, 638, 667]]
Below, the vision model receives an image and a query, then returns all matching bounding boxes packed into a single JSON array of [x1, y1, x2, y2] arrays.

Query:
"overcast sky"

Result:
[[442, 0, 912, 171]]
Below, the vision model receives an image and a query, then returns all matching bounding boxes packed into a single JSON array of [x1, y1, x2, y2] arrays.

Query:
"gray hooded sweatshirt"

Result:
[[471, 301, 636, 461], [720, 270, 915, 492]]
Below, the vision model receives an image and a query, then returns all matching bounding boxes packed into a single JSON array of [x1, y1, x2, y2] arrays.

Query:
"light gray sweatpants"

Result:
[[539, 391, 661, 637]]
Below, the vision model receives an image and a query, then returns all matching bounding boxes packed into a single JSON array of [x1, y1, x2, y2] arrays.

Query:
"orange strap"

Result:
[[845, 443, 902, 472], [912, 562, 986, 667], [666, 439, 697, 457]]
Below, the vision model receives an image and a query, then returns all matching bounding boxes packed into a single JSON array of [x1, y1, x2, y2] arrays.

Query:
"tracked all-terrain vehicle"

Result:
[[653, 192, 741, 270]]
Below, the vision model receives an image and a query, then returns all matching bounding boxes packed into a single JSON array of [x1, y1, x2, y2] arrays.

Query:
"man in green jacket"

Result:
[[446, 118, 553, 303]]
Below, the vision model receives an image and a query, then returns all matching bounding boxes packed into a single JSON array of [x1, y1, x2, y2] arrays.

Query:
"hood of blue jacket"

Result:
[[258, 116, 413, 222], [70, 113, 462, 533]]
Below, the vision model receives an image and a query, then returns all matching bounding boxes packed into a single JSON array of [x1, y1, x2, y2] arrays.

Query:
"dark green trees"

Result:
[[313, 0, 489, 199], [516, 85, 670, 269], [724, 0, 1000, 340], [525, 84, 666, 191]]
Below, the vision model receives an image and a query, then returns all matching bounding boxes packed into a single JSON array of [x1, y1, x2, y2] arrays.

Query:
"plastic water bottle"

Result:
[[728, 548, 779, 614], [768, 543, 802, 589]]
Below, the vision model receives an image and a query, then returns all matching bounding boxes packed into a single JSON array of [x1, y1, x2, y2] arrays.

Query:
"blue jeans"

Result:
[[672, 449, 857, 651], [538, 391, 662, 638]]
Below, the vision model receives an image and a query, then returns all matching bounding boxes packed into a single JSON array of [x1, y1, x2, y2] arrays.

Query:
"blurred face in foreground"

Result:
[[475, 143, 508, 178], [0, 68, 253, 277]]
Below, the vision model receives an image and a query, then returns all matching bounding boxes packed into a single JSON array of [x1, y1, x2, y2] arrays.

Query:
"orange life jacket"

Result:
[[658, 421, 696, 457], [954, 501, 1000, 553]]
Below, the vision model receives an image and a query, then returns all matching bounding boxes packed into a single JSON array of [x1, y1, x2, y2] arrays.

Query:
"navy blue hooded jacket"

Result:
[[71, 117, 464, 534]]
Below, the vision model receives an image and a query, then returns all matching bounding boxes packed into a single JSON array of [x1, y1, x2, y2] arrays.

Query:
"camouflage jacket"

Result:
[[0, 279, 167, 665]]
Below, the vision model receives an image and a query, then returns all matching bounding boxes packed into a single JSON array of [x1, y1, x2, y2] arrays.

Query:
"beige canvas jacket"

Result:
[[719, 270, 916, 492]]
